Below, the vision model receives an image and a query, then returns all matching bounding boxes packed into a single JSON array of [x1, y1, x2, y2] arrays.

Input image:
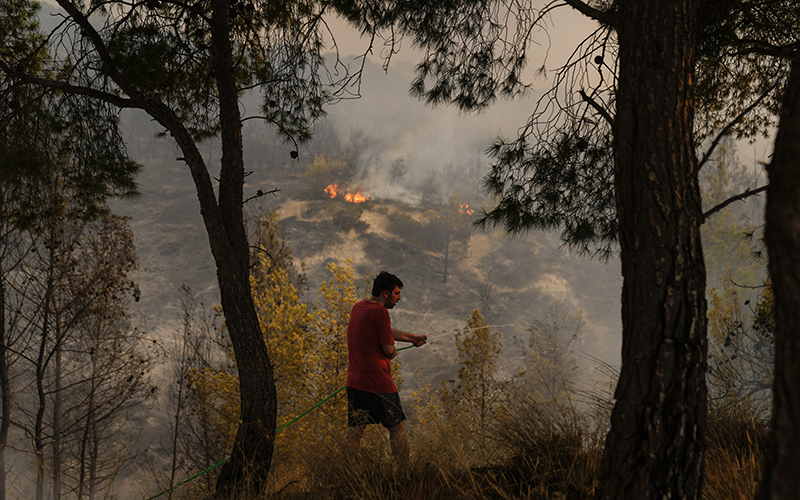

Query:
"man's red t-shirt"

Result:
[[346, 299, 397, 393]]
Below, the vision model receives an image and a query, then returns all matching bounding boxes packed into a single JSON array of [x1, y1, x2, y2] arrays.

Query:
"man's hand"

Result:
[[412, 334, 427, 347]]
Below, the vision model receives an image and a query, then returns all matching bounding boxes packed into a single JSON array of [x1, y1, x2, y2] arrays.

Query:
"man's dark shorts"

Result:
[[346, 387, 406, 429]]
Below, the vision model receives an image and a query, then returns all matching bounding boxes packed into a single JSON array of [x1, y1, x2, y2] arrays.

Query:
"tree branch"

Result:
[[698, 80, 778, 170], [702, 185, 768, 223], [579, 89, 614, 125], [561, 0, 616, 26], [734, 41, 800, 59], [0, 60, 138, 109], [243, 188, 280, 204], [241, 115, 299, 153], [53, 0, 142, 99]]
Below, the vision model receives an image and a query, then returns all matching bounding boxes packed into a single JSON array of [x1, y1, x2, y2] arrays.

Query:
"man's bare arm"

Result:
[[380, 329, 427, 358], [392, 328, 427, 347]]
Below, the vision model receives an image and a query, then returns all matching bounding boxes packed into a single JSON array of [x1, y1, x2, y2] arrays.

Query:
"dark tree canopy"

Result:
[[696, 1, 798, 143], [1, 1, 140, 228]]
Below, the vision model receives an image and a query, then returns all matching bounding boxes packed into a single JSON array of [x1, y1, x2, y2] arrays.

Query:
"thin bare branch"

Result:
[[243, 188, 280, 204], [702, 185, 768, 223], [579, 89, 613, 125], [698, 81, 779, 170]]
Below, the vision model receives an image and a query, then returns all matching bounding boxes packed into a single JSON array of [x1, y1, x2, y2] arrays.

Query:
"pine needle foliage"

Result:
[[480, 128, 617, 259], [1, 0, 140, 229]]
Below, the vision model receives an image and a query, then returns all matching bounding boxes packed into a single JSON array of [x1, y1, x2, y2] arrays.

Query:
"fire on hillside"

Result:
[[324, 183, 371, 204]]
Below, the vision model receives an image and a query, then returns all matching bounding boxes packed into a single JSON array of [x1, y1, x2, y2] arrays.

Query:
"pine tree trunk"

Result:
[[211, 249, 276, 499], [759, 51, 800, 500], [207, 0, 277, 495], [133, 0, 280, 495], [595, 1, 708, 498]]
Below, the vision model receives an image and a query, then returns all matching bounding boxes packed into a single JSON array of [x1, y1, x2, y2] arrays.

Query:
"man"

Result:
[[345, 271, 427, 461]]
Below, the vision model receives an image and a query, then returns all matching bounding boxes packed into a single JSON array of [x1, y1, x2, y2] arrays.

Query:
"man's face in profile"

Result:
[[384, 286, 402, 309]]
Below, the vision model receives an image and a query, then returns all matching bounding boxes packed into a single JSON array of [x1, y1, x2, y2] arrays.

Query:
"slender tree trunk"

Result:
[[77, 391, 88, 498], [52, 308, 62, 500], [89, 402, 98, 500], [35, 334, 47, 500], [35, 232, 57, 500], [759, 50, 800, 500], [168, 356, 186, 499], [595, 1, 707, 499], [207, 0, 277, 495], [0, 268, 9, 500], [78, 348, 98, 500]]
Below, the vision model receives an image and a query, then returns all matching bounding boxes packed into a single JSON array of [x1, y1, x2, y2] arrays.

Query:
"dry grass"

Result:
[[487, 397, 603, 500], [257, 392, 607, 500], [179, 394, 768, 500], [703, 403, 768, 500]]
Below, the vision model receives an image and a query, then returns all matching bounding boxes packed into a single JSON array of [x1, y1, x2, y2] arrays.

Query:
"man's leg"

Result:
[[387, 422, 409, 464], [345, 425, 365, 448]]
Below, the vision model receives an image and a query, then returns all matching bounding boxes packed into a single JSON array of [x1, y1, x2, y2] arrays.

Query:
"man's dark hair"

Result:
[[372, 271, 403, 297]]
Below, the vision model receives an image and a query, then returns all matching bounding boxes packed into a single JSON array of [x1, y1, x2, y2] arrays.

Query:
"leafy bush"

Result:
[[386, 211, 425, 245]]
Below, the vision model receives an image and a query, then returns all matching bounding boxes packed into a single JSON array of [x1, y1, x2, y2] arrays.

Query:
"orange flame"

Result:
[[345, 187, 370, 204], [324, 183, 339, 198], [459, 203, 475, 215], [323, 184, 371, 203]]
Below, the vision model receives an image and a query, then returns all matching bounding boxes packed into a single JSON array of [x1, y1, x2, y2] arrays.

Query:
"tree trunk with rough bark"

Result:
[[759, 50, 800, 500], [205, 1, 277, 496], [595, 1, 708, 498]]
